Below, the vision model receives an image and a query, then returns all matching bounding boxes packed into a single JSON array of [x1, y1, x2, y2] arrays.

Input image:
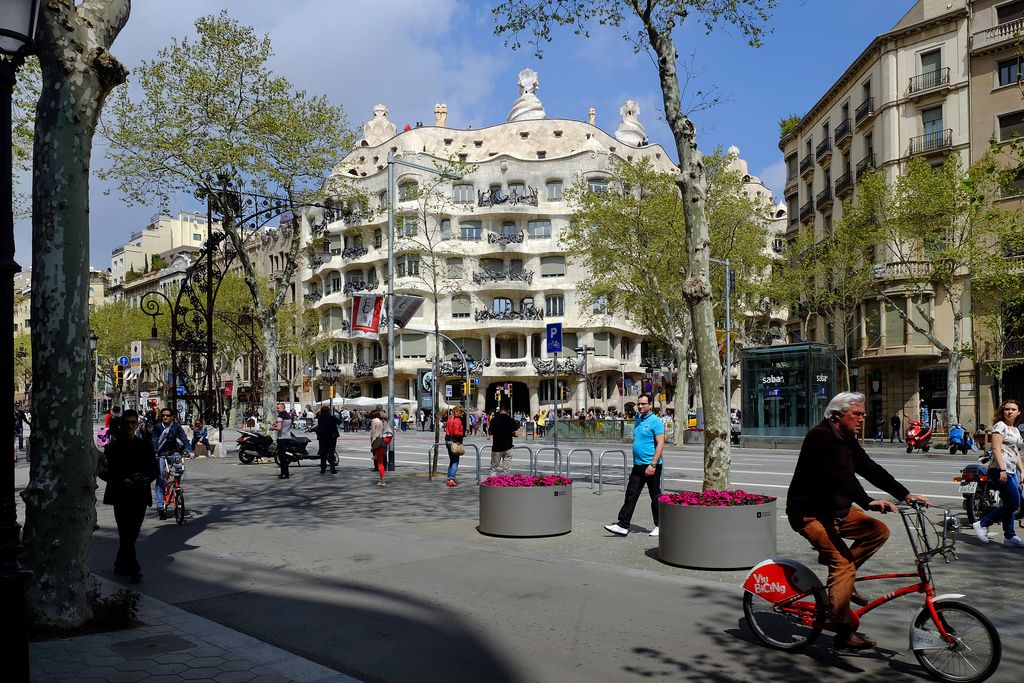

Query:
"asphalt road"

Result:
[[18, 430, 1022, 682]]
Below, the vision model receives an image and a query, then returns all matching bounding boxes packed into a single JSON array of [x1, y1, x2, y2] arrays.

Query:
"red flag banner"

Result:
[[352, 293, 384, 339]]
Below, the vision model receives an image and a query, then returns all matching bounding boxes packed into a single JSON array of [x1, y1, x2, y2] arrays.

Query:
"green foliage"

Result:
[[778, 114, 800, 140], [149, 254, 168, 271], [124, 267, 140, 284], [12, 56, 40, 218]]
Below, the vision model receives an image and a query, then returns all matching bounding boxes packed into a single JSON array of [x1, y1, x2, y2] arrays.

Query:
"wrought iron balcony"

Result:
[[834, 118, 852, 147], [834, 171, 854, 198], [856, 154, 875, 179], [342, 280, 380, 294], [908, 67, 950, 95], [855, 97, 875, 124], [1005, 338, 1024, 360], [799, 154, 814, 176], [532, 357, 585, 375], [342, 245, 368, 259], [478, 186, 539, 207], [487, 231, 525, 245], [474, 305, 544, 322], [306, 252, 324, 268], [815, 137, 832, 162], [304, 290, 322, 303], [354, 359, 388, 377], [908, 129, 953, 156], [472, 269, 534, 285], [799, 200, 815, 221], [815, 186, 833, 211]]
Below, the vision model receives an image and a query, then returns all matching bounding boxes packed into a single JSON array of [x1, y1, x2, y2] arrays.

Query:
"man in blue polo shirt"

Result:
[[605, 393, 665, 537]]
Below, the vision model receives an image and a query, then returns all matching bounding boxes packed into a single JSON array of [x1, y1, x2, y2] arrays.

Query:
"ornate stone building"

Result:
[[302, 71, 681, 417]]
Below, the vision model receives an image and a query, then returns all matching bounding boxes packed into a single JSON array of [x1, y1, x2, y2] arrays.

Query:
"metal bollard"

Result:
[[566, 448, 595, 489], [597, 449, 628, 495], [534, 446, 563, 476]]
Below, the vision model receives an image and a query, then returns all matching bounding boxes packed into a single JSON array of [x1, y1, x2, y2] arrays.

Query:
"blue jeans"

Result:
[[155, 455, 167, 509], [980, 470, 1021, 539]]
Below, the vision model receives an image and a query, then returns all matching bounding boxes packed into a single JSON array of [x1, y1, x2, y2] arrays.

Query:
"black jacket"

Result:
[[786, 419, 909, 519], [102, 433, 158, 507], [488, 413, 519, 452], [314, 413, 341, 441]]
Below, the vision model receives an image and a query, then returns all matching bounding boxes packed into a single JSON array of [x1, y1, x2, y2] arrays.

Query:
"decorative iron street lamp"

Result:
[[89, 329, 98, 421], [140, 290, 174, 410], [573, 345, 595, 415], [1, 2, 42, 678]]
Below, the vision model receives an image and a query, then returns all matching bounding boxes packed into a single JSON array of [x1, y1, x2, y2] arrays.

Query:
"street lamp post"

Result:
[[385, 152, 460, 471], [573, 345, 595, 415], [1, 3, 42, 678], [710, 257, 733, 435], [89, 330, 98, 422]]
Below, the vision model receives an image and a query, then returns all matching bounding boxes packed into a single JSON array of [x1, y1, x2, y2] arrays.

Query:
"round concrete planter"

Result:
[[478, 484, 572, 537], [658, 498, 776, 569]]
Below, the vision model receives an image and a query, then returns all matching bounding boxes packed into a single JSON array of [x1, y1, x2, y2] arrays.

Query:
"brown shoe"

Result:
[[834, 630, 876, 650]]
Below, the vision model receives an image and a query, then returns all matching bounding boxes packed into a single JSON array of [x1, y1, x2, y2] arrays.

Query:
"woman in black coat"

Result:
[[314, 405, 341, 474], [101, 409, 158, 583]]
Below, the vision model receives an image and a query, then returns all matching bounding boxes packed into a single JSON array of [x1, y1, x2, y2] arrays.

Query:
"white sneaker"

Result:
[[1004, 536, 1024, 548], [604, 523, 629, 536], [649, 527, 660, 537], [972, 521, 990, 544]]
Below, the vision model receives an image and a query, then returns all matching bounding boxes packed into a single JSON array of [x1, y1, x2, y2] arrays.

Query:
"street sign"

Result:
[[118, 356, 129, 367], [445, 384, 453, 398], [546, 323, 562, 353], [130, 341, 142, 373], [176, 386, 186, 396], [473, 377, 480, 385], [139, 391, 149, 399]]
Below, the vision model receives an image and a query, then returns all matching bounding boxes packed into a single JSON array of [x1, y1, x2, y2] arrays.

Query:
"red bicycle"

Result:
[[741, 504, 1000, 683], [161, 452, 186, 525]]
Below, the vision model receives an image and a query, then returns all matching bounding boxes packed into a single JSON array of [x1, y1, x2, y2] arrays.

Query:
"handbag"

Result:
[[450, 441, 465, 456], [371, 436, 385, 451]]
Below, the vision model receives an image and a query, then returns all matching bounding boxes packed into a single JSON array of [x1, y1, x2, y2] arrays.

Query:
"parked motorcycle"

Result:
[[236, 429, 274, 464], [905, 419, 933, 454], [953, 451, 1022, 526], [274, 434, 333, 468], [948, 423, 975, 455]]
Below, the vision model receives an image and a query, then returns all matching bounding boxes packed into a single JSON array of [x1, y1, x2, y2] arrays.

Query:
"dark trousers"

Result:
[[113, 501, 147, 575], [278, 451, 290, 478], [616, 464, 662, 528], [319, 439, 337, 473]]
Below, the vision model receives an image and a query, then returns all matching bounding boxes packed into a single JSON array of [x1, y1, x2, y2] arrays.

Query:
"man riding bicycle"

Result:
[[151, 407, 191, 519], [787, 392, 931, 650]]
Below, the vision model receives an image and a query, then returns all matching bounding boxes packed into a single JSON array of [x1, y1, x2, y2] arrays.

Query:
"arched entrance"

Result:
[[485, 381, 529, 416]]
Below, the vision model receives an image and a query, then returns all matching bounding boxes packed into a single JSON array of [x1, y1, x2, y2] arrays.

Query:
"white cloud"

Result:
[[755, 160, 787, 202]]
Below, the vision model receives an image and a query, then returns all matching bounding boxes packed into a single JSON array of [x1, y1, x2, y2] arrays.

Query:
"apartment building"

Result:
[[303, 76, 681, 418], [778, 0, 1024, 430], [108, 211, 211, 293]]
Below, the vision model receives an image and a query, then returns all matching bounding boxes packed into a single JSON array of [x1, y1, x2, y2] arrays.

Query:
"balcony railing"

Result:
[[1005, 338, 1024, 360], [487, 231, 525, 245], [855, 97, 875, 124], [834, 118, 852, 146], [908, 67, 950, 94], [856, 154, 875, 179], [872, 260, 932, 280], [909, 129, 953, 155], [972, 17, 1024, 53], [834, 171, 854, 197], [474, 306, 544, 322], [815, 186, 833, 211], [815, 137, 832, 162], [799, 154, 814, 175], [342, 245, 369, 259], [472, 269, 534, 285], [799, 200, 815, 221]]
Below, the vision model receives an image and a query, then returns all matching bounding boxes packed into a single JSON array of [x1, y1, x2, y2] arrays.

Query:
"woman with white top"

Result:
[[972, 399, 1024, 547]]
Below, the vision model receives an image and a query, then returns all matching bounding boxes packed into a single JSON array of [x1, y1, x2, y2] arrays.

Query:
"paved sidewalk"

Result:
[[29, 576, 358, 683]]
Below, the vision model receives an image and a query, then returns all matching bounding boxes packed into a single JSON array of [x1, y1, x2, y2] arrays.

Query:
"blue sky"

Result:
[[14, 0, 914, 270]]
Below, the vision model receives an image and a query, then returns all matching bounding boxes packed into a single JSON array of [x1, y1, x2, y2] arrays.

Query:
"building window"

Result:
[[540, 256, 565, 278], [620, 337, 632, 359], [460, 221, 482, 241], [447, 258, 463, 279], [508, 182, 525, 199], [772, 238, 785, 254], [528, 220, 551, 238], [920, 49, 941, 76], [501, 221, 517, 236], [509, 259, 524, 275], [453, 184, 474, 204], [545, 294, 564, 316], [398, 181, 418, 201], [865, 301, 881, 349], [593, 332, 611, 356], [922, 106, 943, 140], [193, 233, 202, 240], [546, 180, 563, 201], [998, 56, 1023, 87], [999, 110, 1024, 141], [521, 297, 534, 310], [492, 297, 513, 314], [539, 379, 569, 402], [998, 0, 1024, 24], [399, 333, 427, 358], [396, 255, 420, 278], [440, 219, 451, 240], [398, 215, 418, 238], [885, 299, 906, 346], [785, 154, 797, 182], [587, 177, 609, 194], [373, 229, 382, 248], [451, 294, 471, 318]]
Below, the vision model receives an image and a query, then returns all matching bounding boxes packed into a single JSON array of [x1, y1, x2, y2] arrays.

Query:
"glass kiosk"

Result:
[[740, 343, 836, 437]]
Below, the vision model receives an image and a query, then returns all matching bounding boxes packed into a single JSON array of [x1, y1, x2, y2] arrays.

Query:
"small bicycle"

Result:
[[161, 452, 186, 525], [741, 504, 1000, 683]]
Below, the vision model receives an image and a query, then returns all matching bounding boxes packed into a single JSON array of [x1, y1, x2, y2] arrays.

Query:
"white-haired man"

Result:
[[787, 392, 931, 650]]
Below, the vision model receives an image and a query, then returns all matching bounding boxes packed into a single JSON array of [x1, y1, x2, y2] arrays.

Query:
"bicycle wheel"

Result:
[[174, 489, 185, 525], [912, 600, 1000, 683], [743, 590, 824, 651]]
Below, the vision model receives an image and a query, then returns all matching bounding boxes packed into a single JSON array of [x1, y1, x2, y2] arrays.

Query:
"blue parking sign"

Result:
[[546, 323, 562, 353]]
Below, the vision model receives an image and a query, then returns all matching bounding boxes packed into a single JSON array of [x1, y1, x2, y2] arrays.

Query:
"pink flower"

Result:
[[658, 489, 775, 507], [481, 474, 573, 487]]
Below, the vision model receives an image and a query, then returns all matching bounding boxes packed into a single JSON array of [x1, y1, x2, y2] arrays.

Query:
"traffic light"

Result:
[[113, 364, 121, 385], [329, 385, 335, 398], [462, 382, 469, 396]]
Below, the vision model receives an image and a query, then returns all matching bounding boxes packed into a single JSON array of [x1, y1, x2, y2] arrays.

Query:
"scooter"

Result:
[[947, 423, 974, 455], [954, 451, 1024, 528], [236, 429, 274, 464], [905, 420, 933, 454], [274, 434, 329, 468]]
